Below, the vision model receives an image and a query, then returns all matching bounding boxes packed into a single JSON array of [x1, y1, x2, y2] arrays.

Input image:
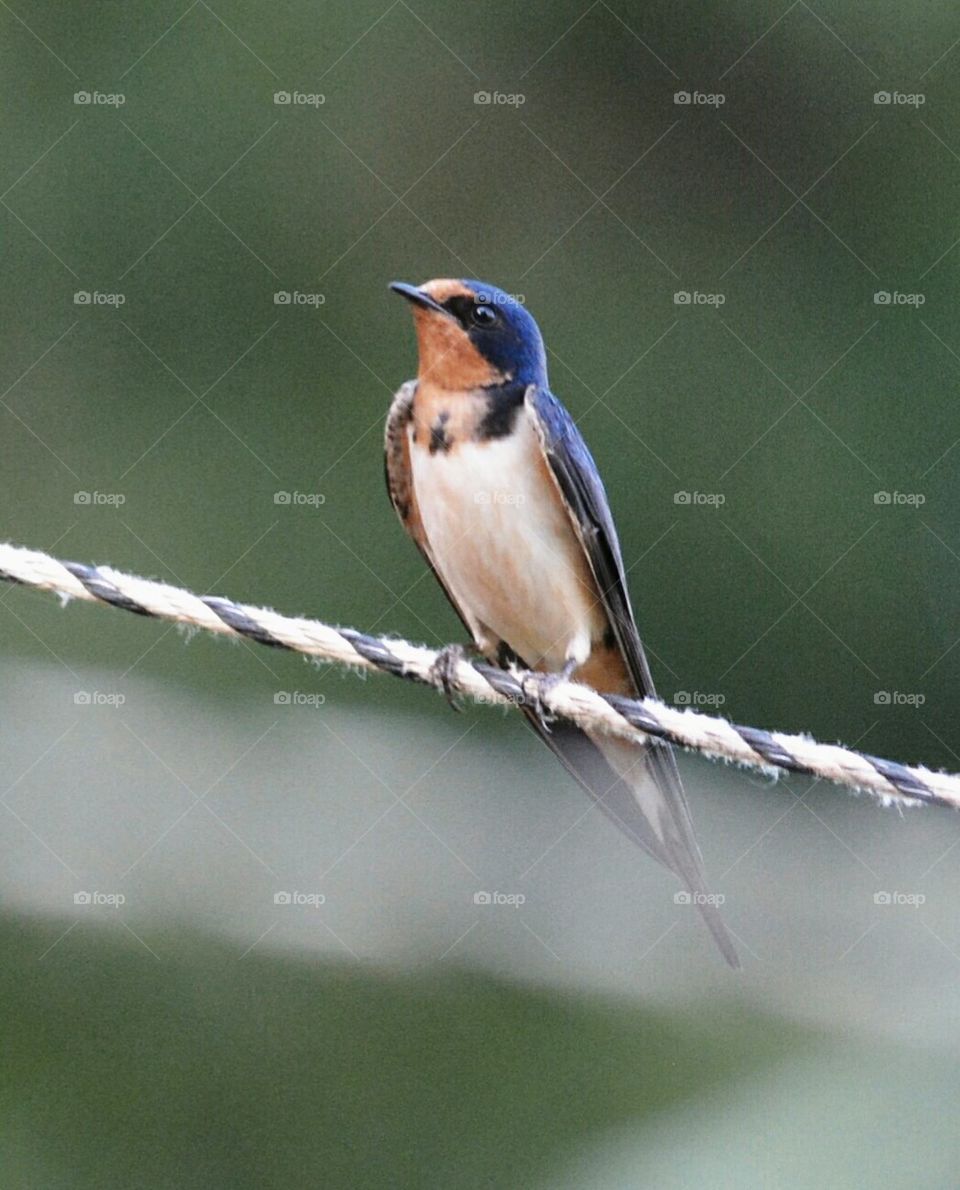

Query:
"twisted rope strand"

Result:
[[1, 541, 956, 810]]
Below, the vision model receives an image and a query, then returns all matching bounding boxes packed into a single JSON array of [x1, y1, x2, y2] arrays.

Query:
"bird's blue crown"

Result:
[[457, 280, 548, 388]]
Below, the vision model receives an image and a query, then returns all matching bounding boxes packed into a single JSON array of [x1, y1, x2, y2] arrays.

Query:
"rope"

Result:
[[1, 540, 955, 811]]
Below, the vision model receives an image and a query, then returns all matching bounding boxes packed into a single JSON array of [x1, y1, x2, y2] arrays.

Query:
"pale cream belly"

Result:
[[409, 414, 606, 670]]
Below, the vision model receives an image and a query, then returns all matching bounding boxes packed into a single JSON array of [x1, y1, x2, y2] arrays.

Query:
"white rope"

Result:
[[1, 541, 956, 811]]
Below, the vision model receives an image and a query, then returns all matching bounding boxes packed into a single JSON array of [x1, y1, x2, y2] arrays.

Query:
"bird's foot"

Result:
[[520, 660, 577, 732], [430, 644, 469, 711]]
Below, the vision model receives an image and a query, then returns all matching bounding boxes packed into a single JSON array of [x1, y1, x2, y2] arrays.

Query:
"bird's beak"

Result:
[[389, 281, 448, 316]]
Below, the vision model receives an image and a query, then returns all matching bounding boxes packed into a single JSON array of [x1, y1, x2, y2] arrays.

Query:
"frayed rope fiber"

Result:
[[1, 540, 956, 811]]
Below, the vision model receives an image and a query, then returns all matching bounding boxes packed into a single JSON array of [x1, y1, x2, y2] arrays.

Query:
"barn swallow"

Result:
[[386, 278, 738, 966]]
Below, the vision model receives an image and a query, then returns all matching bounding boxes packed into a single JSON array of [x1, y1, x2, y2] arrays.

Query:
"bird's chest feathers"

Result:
[[409, 396, 605, 669]]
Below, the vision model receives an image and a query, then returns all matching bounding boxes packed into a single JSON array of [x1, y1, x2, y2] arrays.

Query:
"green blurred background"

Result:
[[3, 2, 960, 1186]]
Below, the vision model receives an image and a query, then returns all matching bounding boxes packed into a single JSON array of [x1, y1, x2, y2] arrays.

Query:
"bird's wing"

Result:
[[524, 385, 738, 966], [524, 385, 658, 696], [384, 380, 487, 645]]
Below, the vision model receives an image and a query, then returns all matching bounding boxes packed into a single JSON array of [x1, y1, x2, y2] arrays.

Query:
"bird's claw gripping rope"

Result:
[[430, 643, 470, 711], [0, 541, 957, 812], [518, 669, 565, 733]]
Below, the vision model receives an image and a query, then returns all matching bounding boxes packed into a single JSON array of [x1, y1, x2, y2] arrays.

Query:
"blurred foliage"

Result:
[[3, 914, 959, 1190], [3, 1, 960, 1185]]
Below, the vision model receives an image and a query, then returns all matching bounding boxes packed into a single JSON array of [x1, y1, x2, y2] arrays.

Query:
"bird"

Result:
[[385, 277, 738, 967]]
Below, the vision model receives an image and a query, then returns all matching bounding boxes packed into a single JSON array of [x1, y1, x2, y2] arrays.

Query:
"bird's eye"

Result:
[[471, 303, 497, 327]]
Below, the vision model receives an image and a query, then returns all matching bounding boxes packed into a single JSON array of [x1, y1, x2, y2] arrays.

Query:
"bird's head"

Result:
[[390, 278, 547, 391]]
